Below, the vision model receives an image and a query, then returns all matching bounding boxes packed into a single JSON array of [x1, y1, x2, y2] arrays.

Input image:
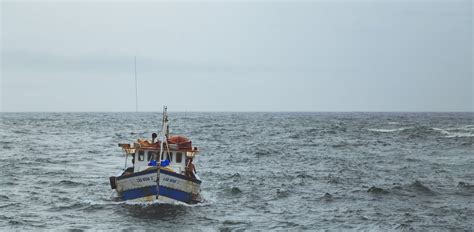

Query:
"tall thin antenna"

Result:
[[134, 56, 138, 113]]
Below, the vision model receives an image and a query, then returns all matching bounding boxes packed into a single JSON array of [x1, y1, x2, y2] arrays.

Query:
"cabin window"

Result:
[[147, 151, 157, 161], [162, 152, 173, 161], [138, 151, 144, 161], [176, 152, 183, 163]]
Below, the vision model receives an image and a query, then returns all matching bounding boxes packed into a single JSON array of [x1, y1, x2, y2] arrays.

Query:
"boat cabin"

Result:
[[119, 135, 198, 174], [133, 149, 193, 173]]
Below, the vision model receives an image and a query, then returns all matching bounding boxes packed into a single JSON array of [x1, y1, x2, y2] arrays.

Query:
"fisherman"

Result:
[[185, 158, 196, 179]]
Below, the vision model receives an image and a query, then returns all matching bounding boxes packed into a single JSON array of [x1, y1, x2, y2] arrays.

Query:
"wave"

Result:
[[320, 193, 334, 202], [444, 132, 474, 138], [67, 197, 211, 212], [433, 127, 474, 138], [56, 180, 89, 187], [367, 186, 389, 194], [456, 181, 474, 196], [368, 126, 474, 138], [254, 149, 272, 157], [367, 127, 412, 133], [368, 180, 436, 197], [407, 180, 435, 195], [115, 198, 210, 208], [0, 203, 16, 209], [326, 174, 342, 184], [228, 186, 242, 195], [457, 181, 474, 189], [275, 188, 290, 199]]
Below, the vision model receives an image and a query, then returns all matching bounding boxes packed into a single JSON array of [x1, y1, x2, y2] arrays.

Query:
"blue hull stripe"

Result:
[[117, 168, 202, 184], [122, 185, 192, 203]]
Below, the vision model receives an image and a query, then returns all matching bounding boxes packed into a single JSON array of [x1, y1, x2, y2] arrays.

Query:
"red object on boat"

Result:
[[168, 135, 189, 144], [168, 135, 192, 149]]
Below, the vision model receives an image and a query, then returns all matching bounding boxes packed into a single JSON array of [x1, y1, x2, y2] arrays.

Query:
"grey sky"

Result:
[[1, 1, 472, 112]]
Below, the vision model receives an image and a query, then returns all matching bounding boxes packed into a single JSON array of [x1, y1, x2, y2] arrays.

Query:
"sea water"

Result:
[[0, 112, 473, 230]]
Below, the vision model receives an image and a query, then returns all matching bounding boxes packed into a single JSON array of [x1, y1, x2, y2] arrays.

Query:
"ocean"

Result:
[[0, 112, 473, 231]]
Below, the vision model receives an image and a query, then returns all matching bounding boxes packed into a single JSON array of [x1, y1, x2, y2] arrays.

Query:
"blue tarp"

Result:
[[148, 159, 170, 167]]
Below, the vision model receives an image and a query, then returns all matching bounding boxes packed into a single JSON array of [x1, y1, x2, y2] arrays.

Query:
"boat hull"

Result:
[[114, 168, 201, 204]]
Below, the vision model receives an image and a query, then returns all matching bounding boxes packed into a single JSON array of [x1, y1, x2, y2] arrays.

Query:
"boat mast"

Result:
[[156, 106, 169, 200]]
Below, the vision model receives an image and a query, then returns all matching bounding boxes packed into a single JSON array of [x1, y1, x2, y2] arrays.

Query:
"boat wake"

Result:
[[81, 197, 209, 211]]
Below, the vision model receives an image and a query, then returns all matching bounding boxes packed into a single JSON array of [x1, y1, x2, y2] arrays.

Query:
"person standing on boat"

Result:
[[185, 158, 196, 179]]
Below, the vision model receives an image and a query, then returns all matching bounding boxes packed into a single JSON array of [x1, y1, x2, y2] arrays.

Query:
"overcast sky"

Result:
[[1, 0, 472, 112]]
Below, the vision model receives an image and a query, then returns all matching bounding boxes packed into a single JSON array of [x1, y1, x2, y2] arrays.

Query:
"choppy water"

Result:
[[0, 112, 473, 231]]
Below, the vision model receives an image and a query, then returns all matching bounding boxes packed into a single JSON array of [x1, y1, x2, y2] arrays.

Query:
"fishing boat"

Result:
[[109, 106, 202, 204]]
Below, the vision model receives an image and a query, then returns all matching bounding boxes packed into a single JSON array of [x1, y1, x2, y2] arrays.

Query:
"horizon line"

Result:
[[1, 110, 473, 113]]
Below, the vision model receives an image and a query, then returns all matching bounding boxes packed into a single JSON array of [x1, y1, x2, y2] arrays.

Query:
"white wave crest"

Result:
[[116, 199, 211, 208], [433, 127, 474, 138], [367, 127, 411, 133]]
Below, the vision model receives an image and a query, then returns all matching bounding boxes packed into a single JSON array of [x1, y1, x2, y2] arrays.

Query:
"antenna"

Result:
[[134, 56, 139, 138], [134, 56, 138, 113]]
